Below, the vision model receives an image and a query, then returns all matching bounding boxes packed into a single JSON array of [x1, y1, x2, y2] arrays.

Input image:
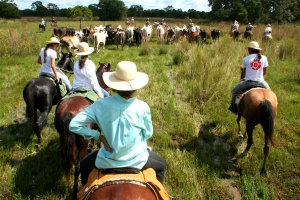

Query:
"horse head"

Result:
[[96, 62, 112, 91], [57, 52, 74, 74]]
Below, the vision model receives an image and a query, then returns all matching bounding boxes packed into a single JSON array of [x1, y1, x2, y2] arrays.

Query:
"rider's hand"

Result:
[[100, 135, 113, 152], [56, 77, 59, 83]]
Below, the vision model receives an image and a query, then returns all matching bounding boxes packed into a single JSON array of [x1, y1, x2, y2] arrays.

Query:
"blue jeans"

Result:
[[229, 80, 270, 112], [80, 149, 166, 185], [40, 72, 72, 91]]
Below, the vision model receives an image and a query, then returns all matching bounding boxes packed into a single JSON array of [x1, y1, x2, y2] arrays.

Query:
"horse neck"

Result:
[[57, 56, 73, 72]]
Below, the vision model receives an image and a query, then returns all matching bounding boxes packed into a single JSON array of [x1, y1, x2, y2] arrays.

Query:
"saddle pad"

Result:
[[61, 88, 99, 102], [77, 168, 170, 200]]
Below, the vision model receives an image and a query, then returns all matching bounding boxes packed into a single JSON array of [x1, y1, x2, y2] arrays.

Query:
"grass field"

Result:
[[0, 18, 300, 199]]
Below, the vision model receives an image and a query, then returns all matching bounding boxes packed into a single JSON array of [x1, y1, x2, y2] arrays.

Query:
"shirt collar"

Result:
[[114, 93, 136, 103]]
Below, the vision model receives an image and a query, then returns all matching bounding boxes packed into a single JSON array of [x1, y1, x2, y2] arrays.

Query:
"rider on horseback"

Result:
[[72, 42, 108, 98], [229, 41, 271, 114], [263, 24, 272, 39], [69, 61, 166, 186], [245, 22, 255, 31], [38, 37, 72, 92]]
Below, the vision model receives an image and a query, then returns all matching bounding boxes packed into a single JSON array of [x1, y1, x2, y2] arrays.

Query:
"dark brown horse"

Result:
[[234, 88, 279, 174], [231, 29, 240, 41], [54, 63, 112, 198], [243, 30, 253, 40], [22, 52, 73, 150], [39, 24, 45, 32]]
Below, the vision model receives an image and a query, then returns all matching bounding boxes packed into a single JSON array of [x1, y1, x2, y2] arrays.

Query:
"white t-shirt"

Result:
[[73, 59, 104, 98], [265, 27, 272, 33], [242, 54, 268, 82], [39, 48, 57, 74]]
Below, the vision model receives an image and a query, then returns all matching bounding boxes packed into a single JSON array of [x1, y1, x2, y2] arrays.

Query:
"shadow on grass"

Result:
[[178, 121, 243, 177], [0, 121, 34, 149], [12, 138, 74, 199]]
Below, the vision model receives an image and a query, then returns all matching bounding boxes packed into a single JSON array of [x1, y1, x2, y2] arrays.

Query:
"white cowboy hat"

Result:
[[267, 24, 271, 27], [247, 41, 262, 50], [46, 37, 60, 44], [74, 42, 94, 56], [117, 25, 123, 29], [103, 61, 148, 91]]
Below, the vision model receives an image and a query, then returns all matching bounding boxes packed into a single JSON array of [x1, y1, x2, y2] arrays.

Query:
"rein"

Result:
[[57, 57, 74, 75]]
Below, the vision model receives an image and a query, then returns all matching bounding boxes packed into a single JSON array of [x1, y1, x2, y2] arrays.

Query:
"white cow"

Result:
[[93, 30, 108, 53], [156, 25, 165, 42], [141, 25, 152, 42]]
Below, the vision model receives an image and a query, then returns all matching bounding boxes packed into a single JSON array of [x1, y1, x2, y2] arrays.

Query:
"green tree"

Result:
[[88, 4, 99, 17], [66, 6, 93, 20], [0, 0, 20, 18], [47, 3, 59, 16], [98, 0, 127, 20], [127, 5, 143, 17], [31, 1, 51, 16]]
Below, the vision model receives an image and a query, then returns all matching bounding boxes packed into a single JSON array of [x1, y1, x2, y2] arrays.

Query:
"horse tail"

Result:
[[260, 100, 279, 147], [23, 82, 35, 126], [56, 112, 76, 182]]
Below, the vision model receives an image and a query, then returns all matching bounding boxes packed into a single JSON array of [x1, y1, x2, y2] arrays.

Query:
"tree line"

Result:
[[1, 0, 300, 24]]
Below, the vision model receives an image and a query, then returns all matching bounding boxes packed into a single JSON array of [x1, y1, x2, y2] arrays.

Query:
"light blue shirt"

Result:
[[69, 93, 153, 169]]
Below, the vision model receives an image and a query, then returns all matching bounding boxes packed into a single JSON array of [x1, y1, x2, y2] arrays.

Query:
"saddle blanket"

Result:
[[235, 87, 262, 105], [77, 168, 170, 200], [61, 88, 99, 102]]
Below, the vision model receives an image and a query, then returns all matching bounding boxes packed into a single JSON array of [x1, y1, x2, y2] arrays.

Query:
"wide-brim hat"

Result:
[[247, 41, 262, 50], [103, 61, 148, 91], [46, 37, 60, 44], [267, 24, 271, 27], [74, 42, 94, 56]]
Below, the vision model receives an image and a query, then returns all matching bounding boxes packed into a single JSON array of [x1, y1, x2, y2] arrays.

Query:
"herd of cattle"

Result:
[[51, 22, 222, 56]]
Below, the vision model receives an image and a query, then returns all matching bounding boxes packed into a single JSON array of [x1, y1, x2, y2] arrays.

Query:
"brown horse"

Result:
[[96, 62, 112, 92], [243, 30, 253, 40], [88, 183, 157, 200], [231, 29, 240, 41], [54, 63, 112, 198], [234, 88, 279, 174]]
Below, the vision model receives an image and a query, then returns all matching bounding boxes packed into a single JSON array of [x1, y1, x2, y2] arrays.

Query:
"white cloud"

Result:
[[16, 0, 211, 12]]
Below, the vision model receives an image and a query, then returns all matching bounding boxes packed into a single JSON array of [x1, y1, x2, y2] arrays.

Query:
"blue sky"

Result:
[[16, 0, 211, 12]]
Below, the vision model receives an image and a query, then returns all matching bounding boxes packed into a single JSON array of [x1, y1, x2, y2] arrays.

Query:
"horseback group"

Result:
[[230, 20, 273, 41], [23, 37, 170, 199]]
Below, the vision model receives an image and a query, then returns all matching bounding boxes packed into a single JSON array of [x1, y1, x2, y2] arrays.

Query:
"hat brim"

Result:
[[103, 72, 148, 91], [74, 47, 94, 55], [46, 41, 60, 44], [246, 46, 262, 50]]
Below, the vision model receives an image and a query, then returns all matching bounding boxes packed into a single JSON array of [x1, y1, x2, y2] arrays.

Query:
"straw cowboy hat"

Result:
[[267, 24, 271, 27], [103, 61, 148, 91], [46, 37, 60, 44], [247, 41, 262, 50], [74, 42, 94, 56]]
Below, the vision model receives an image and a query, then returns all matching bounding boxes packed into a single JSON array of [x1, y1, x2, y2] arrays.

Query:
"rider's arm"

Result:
[[263, 68, 267, 75], [51, 57, 59, 82], [38, 56, 42, 64], [240, 66, 245, 81]]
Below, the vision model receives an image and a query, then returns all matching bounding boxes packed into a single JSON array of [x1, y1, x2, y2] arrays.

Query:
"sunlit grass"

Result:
[[0, 19, 299, 199]]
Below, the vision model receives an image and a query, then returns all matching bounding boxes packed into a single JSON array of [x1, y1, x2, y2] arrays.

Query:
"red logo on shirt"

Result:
[[250, 59, 261, 70]]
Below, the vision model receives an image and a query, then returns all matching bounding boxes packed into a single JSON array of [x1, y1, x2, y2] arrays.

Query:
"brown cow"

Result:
[[59, 36, 80, 59]]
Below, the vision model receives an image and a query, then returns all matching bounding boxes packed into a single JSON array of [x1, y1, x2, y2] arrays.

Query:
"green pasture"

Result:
[[0, 18, 299, 199]]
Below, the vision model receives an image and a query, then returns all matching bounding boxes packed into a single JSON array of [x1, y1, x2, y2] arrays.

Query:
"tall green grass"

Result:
[[0, 19, 299, 199]]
